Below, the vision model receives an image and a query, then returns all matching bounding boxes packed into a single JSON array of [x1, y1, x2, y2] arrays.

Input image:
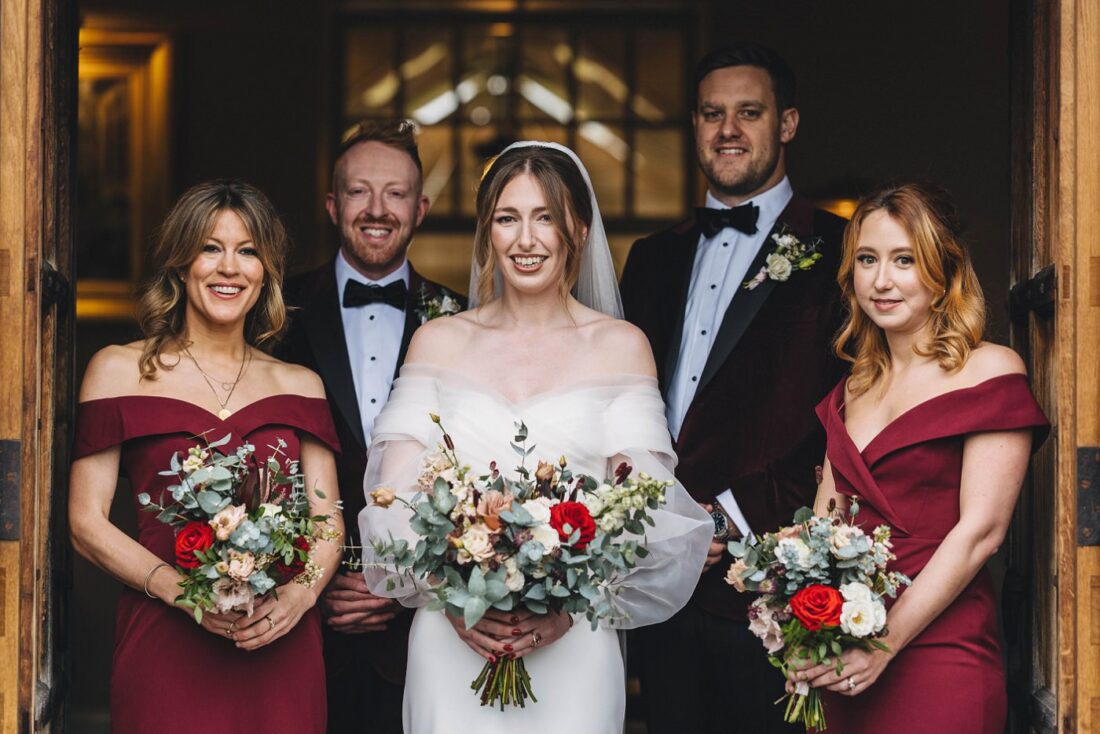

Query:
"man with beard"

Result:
[[620, 44, 846, 733], [279, 119, 463, 733]]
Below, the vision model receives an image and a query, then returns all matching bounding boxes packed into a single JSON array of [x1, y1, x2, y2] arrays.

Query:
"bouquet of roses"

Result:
[[138, 433, 338, 622], [724, 501, 910, 730], [370, 415, 671, 710]]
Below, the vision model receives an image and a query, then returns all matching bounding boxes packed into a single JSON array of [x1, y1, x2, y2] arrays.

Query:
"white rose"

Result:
[[839, 581, 874, 603], [830, 525, 866, 556], [504, 558, 525, 592], [581, 492, 605, 516], [766, 253, 793, 281], [521, 498, 554, 525], [459, 524, 496, 563], [530, 523, 561, 552], [776, 537, 813, 571], [839, 598, 886, 637], [440, 295, 461, 314]]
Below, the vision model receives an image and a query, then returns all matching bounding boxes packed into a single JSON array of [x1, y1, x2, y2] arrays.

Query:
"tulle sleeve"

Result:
[[596, 384, 713, 628]]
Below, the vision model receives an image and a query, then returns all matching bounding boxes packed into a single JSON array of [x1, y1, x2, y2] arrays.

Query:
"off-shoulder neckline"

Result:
[[399, 363, 659, 409], [77, 393, 329, 425]]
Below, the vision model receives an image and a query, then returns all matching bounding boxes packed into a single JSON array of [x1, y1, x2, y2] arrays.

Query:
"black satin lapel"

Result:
[[661, 229, 701, 396], [304, 271, 366, 449], [695, 228, 782, 393], [395, 270, 425, 377]]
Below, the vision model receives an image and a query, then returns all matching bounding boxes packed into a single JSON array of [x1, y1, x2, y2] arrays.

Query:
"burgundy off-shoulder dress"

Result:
[[814, 373, 1048, 733], [74, 395, 340, 734]]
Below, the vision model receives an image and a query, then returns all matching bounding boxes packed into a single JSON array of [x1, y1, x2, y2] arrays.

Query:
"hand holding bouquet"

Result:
[[370, 416, 671, 710], [725, 501, 910, 730], [139, 433, 339, 623]]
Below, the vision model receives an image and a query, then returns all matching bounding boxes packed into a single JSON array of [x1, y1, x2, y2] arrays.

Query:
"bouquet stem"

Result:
[[782, 685, 826, 731], [472, 657, 537, 709]]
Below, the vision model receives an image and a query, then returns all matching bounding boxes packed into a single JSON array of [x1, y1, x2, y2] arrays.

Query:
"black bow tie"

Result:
[[342, 279, 407, 310], [695, 203, 760, 237]]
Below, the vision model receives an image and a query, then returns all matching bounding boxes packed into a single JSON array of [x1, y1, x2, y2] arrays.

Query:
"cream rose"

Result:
[[210, 504, 247, 541], [776, 537, 813, 571], [766, 253, 793, 281], [504, 557, 525, 592], [460, 524, 496, 563], [724, 559, 750, 592], [839, 581, 874, 603], [227, 550, 256, 582]]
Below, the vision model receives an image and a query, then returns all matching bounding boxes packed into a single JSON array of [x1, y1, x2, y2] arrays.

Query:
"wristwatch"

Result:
[[710, 505, 735, 541]]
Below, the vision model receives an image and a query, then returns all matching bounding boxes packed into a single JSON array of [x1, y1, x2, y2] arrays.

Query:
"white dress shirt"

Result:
[[335, 250, 409, 448], [666, 177, 793, 537]]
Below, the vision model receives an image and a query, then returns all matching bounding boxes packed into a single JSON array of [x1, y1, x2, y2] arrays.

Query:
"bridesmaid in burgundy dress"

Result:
[[69, 180, 344, 733], [789, 182, 1048, 733]]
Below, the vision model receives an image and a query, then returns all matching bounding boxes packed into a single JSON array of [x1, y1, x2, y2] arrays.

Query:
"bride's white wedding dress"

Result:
[[360, 364, 712, 733]]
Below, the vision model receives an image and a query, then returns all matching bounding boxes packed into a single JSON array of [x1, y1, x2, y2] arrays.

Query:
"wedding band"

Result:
[[847, 677, 855, 691], [266, 616, 276, 632], [531, 631, 542, 648], [225, 626, 233, 637]]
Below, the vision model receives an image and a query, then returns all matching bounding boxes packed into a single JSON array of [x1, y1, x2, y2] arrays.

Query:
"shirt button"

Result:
[[370, 356, 376, 361], [710, 284, 717, 290], [701, 330, 708, 336], [369, 315, 375, 321], [370, 398, 377, 404], [691, 376, 698, 382], [722, 242, 729, 248]]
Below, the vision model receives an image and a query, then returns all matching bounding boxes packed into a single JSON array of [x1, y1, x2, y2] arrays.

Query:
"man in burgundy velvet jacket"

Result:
[[278, 120, 463, 733], [621, 44, 846, 733]]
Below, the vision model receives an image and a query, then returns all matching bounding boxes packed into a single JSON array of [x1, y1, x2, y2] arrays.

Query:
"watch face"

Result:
[[711, 509, 728, 538]]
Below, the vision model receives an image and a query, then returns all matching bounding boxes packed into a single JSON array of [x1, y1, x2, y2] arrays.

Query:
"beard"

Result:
[[341, 215, 414, 275], [700, 145, 782, 200]]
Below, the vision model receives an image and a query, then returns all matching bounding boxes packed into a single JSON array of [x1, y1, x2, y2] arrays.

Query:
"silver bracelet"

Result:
[[143, 562, 170, 599]]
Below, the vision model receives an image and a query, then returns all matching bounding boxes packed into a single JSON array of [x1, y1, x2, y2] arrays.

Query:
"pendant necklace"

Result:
[[183, 345, 250, 419]]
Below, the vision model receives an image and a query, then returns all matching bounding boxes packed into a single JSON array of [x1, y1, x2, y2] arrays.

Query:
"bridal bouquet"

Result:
[[725, 502, 910, 731], [370, 415, 671, 710], [139, 433, 338, 622]]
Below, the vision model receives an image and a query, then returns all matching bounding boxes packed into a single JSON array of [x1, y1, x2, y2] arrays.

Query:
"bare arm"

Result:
[[812, 457, 848, 517]]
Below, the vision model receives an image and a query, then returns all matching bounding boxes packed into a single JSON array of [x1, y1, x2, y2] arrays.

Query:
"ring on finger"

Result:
[[531, 631, 542, 648], [846, 676, 856, 691], [266, 615, 276, 633]]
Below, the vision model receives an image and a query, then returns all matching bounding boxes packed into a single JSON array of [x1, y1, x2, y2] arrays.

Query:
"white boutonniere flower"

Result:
[[743, 225, 824, 290], [415, 286, 463, 324]]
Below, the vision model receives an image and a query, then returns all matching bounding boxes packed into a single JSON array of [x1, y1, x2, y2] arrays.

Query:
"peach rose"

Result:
[[476, 490, 514, 531]]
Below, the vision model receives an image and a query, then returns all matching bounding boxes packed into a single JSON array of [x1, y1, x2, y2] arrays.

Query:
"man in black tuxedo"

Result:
[[279, 119, 463, 733], [621, 44, 846, 733]]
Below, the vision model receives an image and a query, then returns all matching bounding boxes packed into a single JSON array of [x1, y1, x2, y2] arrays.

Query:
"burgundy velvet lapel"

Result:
[[696, 194, 816, 395], [299, 261, 366, 450], [660, 220, 703, 397]]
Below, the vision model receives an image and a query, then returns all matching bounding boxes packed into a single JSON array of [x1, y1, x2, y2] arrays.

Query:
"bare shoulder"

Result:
[[961, 342, 1027, 384], [584, 318, 656, 377], [405, 312, 480, 365], [252, 351, 326, 398], [79, 342, 145, 401]]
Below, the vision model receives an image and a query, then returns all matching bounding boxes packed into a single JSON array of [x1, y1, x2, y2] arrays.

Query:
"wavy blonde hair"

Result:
[[135, 179, 290, 379], [835, 182, 985, 397], [472, 146, 593, 306]]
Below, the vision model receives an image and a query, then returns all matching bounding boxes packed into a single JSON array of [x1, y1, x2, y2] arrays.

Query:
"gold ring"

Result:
[[531, 631, 542, 648], [266, 616, 276, 633], [225, 626, 234, 637], [847, 677, 855, 691]]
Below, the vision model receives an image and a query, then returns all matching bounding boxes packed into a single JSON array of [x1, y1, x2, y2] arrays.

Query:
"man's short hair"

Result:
[[692, 43, 797, 113], [336, 118, 423, 178]]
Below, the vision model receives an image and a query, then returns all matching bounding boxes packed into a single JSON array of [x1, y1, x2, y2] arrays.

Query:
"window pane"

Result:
[[519, 26, 571, 122], [634, 128, 684, 218], [462, 24, 514, 119], [417, 125, 455, 216], [518, 124, 567, 146], [576, 122, 626, 216], [635, 29, 683, 121], [404, 28, 455, 125], [460, 125, 501, 216], [344, 28, 396, 118], [577, 28, 625, 121]]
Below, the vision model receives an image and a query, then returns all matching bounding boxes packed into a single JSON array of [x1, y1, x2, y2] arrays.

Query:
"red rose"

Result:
[[175, 521, 215, 569], [273, 536, 311, 581], [549, 501, 597, 551], [789, 584, 844, 631]]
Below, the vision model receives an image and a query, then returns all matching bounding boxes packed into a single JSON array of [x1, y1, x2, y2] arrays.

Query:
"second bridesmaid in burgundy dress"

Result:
[[69, 180, 345, 733], [791, 182, 1047, 733]]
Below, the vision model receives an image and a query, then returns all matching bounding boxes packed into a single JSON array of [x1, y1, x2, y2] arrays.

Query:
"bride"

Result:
[[359, 141, 712, 733]]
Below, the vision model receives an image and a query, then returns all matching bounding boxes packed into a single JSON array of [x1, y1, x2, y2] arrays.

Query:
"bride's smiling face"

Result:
[[490, 173, 585, 298]]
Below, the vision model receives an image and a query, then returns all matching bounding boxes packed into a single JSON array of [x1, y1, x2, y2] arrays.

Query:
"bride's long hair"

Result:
[[835, 182, 985, 397], [135, 179, 289, 379], [472, 146, 593, 307]]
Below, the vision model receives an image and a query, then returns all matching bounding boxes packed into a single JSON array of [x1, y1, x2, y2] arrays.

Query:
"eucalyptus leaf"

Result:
[[464, 596, 489, 629]]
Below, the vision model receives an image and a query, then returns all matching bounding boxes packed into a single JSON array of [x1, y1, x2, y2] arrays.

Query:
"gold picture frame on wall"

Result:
[[76, 30, 173, 320]]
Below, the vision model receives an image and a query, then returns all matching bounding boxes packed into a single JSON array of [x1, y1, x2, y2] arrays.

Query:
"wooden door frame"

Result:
[[0, 0, 76, 731]]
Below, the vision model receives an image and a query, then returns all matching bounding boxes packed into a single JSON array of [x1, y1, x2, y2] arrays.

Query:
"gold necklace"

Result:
[[182, 345, 250, 419]]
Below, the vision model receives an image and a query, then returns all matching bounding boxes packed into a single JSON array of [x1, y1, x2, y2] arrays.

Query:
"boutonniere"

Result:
[[415, 285, 463, 324], [743, 225, 824, 290]]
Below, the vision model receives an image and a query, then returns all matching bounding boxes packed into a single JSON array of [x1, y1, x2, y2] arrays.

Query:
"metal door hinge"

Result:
[[1009, 264, 1056, 323], [1078, 446, 1100, 546], [0, 439, 20, 540], [40, 259, 71, 312]]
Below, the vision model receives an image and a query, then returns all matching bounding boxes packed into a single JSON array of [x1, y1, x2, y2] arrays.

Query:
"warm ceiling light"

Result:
[[489, 22, 514, 38]]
